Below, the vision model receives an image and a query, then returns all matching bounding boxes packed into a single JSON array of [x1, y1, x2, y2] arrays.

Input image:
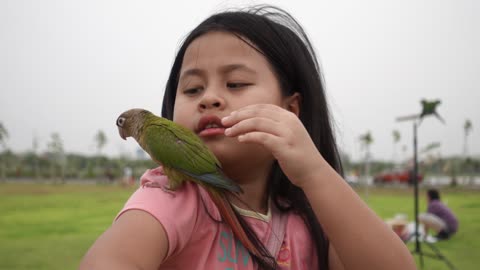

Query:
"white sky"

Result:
[[1, 0, 479, 162]]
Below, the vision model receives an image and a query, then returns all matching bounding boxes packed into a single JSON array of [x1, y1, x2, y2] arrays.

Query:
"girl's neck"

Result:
[[225, 165, 271, 215]]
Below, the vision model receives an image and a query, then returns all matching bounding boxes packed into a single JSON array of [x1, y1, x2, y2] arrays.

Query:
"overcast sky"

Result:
[[1, 0, 479, 162]]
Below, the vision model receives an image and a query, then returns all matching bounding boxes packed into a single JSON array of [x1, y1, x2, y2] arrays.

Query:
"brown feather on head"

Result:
[[116, 108, 150, 141]]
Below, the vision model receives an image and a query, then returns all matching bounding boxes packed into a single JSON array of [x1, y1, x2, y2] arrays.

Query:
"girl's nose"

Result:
[[198, 92, 225, 111]]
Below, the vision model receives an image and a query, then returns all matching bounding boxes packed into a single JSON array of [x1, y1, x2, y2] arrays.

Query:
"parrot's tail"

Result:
[[208, 190, 273, 266], [209, 191, 260, 255]]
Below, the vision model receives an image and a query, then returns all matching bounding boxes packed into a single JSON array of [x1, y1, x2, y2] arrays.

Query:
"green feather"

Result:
[[137, 113, 241, 193]]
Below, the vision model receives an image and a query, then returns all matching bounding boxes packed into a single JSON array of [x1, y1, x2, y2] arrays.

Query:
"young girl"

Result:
[[80, 5, 415, 270], [419, 189, 458, 240]]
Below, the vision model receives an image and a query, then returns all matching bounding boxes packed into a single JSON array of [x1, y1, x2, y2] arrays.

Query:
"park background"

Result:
[[1, 0, 479, 269]]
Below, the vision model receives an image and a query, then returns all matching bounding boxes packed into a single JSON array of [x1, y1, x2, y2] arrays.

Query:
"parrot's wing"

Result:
[[143, 123, 217, 172], [142, 123, 240, 192], [176, 168, 241, 193]]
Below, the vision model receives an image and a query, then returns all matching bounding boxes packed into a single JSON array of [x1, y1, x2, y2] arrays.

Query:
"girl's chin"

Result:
[[208, 142, 274, 169]]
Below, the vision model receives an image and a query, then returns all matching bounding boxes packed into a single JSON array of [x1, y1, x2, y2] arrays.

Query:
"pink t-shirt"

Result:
[[116, 167, 318, 269]]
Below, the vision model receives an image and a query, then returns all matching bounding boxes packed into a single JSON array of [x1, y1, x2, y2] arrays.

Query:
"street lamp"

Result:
[[396, 99, 455, 270]]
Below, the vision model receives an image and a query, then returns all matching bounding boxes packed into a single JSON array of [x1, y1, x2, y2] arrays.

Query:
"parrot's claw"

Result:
[[143, 182, 175, 196], [143, 181, 164, 189], [143, 182, 176, 196], [161, 185, 176, 196]]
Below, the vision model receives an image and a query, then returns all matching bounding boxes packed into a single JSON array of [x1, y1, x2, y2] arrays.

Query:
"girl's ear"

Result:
[[283, 92, 301, 117]]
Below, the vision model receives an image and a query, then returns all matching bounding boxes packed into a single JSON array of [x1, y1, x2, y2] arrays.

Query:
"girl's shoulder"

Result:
[[115, 166, 221, 258], [117, 166, 221, 219]]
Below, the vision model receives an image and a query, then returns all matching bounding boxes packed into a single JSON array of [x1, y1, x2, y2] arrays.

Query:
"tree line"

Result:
[[0, 123, 156, 182], [0, 120, 478, 183]]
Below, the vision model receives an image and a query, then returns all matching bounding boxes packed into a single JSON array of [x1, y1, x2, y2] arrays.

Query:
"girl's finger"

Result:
[[222, 104, 291, 126], [237, 131, 282, 151], [237, 103, 286, 112], [224, 117, 285, 137]]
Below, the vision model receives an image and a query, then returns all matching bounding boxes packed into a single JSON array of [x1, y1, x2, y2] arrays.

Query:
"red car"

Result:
[[373, 168, 423, 184]]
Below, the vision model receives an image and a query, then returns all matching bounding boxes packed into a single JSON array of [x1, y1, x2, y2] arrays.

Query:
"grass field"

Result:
[[0, 182, 478, 269]]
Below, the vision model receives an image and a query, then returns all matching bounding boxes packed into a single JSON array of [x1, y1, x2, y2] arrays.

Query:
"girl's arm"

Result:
[[79, 210, 167, 270], [329, 244, 346, 270], [222, 103, 416, 270], [300, 159, 415, 270]]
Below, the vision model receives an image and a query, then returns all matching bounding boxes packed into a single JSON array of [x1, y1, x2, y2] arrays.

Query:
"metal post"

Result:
[[397, 104, 455, 270], [413, 121, 423, 267]]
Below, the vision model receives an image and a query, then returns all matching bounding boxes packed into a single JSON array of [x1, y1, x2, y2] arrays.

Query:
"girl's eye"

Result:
[[227, 82, 251, 89], [183, 88, 202, 95]]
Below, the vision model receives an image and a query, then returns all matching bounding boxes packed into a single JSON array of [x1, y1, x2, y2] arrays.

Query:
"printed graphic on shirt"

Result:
[[277, 241, 291, 267], [218, 230, 250, 269]]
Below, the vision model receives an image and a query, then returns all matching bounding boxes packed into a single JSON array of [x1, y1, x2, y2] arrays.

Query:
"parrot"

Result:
[[419, 99, 445, 124], [116, 108, 261, 258]]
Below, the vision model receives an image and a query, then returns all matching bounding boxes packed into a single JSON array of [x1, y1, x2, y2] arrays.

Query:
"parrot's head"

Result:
[[116, 108, 150, 141]]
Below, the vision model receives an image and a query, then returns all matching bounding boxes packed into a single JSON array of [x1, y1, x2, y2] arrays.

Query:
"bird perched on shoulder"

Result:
[[116, 108, 261, 257], [116, 108, 241, 193]]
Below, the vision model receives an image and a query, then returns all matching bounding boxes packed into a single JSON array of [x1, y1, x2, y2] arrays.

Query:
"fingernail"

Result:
[[225, 128, 231, 135], [222, 116, 230, 123]]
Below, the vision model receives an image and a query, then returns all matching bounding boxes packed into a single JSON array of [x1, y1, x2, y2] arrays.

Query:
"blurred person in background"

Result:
[[419, 189, 458, 240]]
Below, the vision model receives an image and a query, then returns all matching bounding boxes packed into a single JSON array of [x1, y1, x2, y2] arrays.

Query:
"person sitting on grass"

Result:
[[419, 188, 458, 240]]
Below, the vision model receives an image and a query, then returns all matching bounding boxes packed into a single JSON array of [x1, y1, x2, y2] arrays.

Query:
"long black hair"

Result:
[[161, 5, 344, 269], [427, 189, 440, 201]]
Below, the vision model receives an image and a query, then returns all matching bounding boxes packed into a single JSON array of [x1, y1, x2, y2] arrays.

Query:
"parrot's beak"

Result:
[[118, 127, 127, 140]]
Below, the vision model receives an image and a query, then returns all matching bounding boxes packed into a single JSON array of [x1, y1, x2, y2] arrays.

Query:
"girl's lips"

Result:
[[196, 114, 227, 137], [198, 127, 226, 137]]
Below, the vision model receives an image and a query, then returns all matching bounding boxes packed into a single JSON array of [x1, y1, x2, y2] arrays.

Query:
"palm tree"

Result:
[[463, 119, 472, 156], [0, 122, 7, 149], [401, 144, 408, 165], [0, 122, 8, 180], [359, 131, 373, 159], [94, 130, 107, 156], [47, 133, 65, 182], [392, 129, 401, 164], [32, 134, 40, 179], [359, 131, 373, 199], [94, 130, 107, 181], [463, 119, 473, 184]]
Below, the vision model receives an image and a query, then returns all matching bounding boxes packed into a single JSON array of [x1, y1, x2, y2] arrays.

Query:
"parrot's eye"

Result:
[[117, 117, 126, 127]]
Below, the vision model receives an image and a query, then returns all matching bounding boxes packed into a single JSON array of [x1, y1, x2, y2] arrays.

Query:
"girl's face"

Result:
[[173, 31, 293, 174]]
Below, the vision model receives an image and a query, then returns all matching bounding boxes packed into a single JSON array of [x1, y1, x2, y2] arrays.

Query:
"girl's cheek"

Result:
[[172, 109, 192, 128], [172, 99, 186, 120]]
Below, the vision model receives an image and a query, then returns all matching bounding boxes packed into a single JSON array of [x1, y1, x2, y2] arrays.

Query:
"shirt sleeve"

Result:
[[115, 167, 203, 258]]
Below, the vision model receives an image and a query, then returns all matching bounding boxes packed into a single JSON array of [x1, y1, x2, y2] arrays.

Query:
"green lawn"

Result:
[[0, 182, 135, 270], [361, 187, 480, 270], [0, 182, 478, 269]]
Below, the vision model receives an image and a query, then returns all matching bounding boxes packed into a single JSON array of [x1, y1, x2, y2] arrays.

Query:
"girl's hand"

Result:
[[222, 104, 327, 188]]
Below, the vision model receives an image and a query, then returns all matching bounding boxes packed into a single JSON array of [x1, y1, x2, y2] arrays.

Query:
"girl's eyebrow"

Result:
[[179, 64, 256, 82], [179, 68, 205, 82], [219, 64, 256, 75]]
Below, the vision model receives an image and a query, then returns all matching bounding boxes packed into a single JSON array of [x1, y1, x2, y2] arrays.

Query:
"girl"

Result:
[[80, 5, 415, 270], [419, 189, 458, 240]]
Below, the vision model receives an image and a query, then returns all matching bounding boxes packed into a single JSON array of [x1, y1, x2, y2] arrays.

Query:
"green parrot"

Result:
[[116, 108, 260, 257], [116, 108, 240, 192]]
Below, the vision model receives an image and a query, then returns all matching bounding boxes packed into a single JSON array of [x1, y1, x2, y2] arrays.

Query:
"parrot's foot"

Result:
[[143, 182, 176, 196], [161, 185, 176, 196], [143, 181, 164, 189]]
